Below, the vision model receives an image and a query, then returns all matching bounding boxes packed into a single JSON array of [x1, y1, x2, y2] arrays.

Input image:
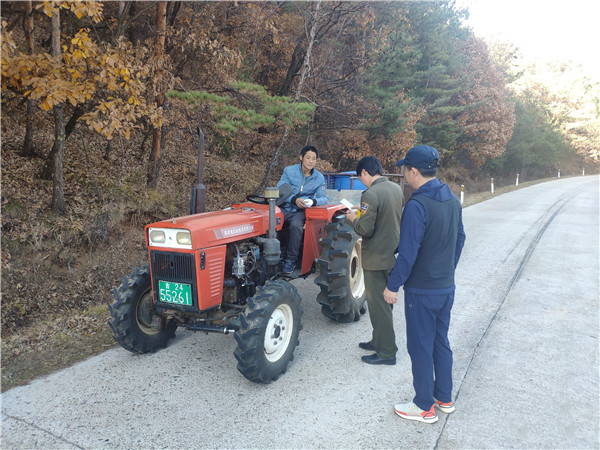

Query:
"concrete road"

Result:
[[2, 176, 599, 449]]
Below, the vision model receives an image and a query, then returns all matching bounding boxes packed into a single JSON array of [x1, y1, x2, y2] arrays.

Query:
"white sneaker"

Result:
[[394, 401, 438, 423]]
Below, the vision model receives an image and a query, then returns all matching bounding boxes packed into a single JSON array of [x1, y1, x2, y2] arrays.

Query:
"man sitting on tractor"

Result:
[[277, 145, 329, 274]]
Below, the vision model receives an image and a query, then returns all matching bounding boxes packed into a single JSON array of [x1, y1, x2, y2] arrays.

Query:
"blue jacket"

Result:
[[387, 178, 466, 294], [277, 164, 329, 212]]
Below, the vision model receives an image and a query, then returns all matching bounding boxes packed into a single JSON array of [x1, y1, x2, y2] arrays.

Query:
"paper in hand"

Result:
[[340, 199, 355, 209]]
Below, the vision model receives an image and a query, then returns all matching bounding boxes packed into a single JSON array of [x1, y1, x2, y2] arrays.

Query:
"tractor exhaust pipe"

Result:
[[257, 187, 281, 268], [264, 187, 279, 240], [190, 127, 207, 214]]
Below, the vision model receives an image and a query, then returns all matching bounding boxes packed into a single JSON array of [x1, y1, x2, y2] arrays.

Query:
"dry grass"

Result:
[[460, 176, 560, 208], [1, 311, 116, 391]]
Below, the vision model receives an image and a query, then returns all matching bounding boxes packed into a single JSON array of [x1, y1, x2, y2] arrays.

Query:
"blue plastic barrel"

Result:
[[333, 171, 366, 190]]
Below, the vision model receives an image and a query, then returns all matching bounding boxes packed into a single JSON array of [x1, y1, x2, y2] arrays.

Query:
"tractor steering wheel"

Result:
[[246, 194, 269, 205]]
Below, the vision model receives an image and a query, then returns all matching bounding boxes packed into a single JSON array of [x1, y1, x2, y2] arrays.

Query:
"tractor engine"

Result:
[[223, 240, 268, 305]]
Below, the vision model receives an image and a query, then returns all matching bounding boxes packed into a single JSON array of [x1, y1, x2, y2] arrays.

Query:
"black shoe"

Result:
[[359, 341, 375, 351], [361, 354, 396, 365]]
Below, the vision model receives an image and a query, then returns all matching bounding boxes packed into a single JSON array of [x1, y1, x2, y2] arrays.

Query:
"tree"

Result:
[[168, 82, 315, 157], [454, 36, 515, 167], [488, 90, 574, 180], [21, 0, 36, 157], [257, 1, 322, 192], [362, 2, 472, 158], [527, 62, 600, 163], [50, 6, 66, 213], [2, 1, 161, 211], [147, 1, 167, 189], [302, 1, 413, 169]]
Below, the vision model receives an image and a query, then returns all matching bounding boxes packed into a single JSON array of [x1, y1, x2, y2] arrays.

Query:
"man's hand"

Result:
[[295, 198, 308, 208], [383, 287, 398, 304], [344, 208, 357, 222]]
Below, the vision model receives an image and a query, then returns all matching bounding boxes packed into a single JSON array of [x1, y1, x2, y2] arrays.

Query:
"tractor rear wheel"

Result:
[[315, 219, 366, 323], [109, 265, 176, 353], [234, 280, 303, 383]]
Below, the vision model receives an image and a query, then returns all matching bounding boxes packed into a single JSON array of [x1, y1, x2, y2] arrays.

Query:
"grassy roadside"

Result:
[[0, 174, 577, 393], [1, 305, 117, 392], [459, 176, 566, 208]]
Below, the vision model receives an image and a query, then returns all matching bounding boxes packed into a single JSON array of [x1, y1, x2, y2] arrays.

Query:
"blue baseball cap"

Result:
[[396, 145, 440, 169]]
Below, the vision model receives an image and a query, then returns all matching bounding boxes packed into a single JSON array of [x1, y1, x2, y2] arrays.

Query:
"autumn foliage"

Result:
[[3, 1, 595, 196], [455, 36, 516, 167], [2, 2, 160, 141]]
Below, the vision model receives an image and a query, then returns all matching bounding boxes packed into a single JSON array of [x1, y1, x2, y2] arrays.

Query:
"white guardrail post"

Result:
[[460, 184, 464, 205], [558, 169, 560, 178], [516, 173, 519, 186], [491, 177, 494, 194]]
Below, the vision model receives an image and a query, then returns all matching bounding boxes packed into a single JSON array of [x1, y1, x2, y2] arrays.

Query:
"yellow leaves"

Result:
[[71, 48, 87, 60], [68, 29, 94, 62], [83, 96, 157, 141], [68, 68, 82, 81], [41, 98, 52, 111], [1, 20, 16, 55], [3, 5, 156, 143], [120, 68, 130, 82], [76, 1, 104, 23], [104, 55, 117, 67], [37, 1, 60, 18], [37, 1, 103, 22]]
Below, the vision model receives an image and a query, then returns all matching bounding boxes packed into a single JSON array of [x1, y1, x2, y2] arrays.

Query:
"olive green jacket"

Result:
[[351, 176, 404, 271]]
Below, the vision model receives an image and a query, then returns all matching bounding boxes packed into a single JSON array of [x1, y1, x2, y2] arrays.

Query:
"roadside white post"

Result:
[[460, 184, 464, 205], [516, 173, 519, 186], [558, 169, 560, 178], [491, 177, 494, 194], [582, 167, 585, 176]]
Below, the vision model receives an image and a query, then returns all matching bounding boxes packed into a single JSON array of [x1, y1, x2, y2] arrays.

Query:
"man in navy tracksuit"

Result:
[[277, 146, 329, 274], [383, 145, 466, 424]]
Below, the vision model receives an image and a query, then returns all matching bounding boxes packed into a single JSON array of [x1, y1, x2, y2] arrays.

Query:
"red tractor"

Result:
[[109, 185, 366, 383]]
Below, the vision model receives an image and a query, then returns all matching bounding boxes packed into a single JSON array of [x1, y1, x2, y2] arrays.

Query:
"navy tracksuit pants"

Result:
[[282, 209, 306, 261], [404, 289, 454, 411]]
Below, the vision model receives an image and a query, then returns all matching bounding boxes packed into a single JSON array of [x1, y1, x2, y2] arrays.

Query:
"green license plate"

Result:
[[158, 281, 192, 306]]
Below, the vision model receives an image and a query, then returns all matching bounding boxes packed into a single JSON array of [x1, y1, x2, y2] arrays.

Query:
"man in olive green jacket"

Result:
[[344, 156, 404, 365]]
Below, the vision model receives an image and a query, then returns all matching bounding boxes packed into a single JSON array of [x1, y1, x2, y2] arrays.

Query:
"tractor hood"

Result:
[[145, 202, 283, 250]]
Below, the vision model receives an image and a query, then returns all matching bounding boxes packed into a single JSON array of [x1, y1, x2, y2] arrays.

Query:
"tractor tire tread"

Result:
[[314, 221, 366, 323], [108, 265, 176, 354], [234, 280, 303, 384]]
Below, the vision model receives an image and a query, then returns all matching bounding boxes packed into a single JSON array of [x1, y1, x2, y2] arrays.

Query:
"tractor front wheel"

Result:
[[315, 219, 366, 323], [109, 265, 176, 353], [234, 280, 303, 383]]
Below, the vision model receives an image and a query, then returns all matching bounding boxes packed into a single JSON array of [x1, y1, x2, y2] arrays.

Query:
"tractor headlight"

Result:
[[176, 230, 192, 246], [148, 228, 192, 249], [149, 229, 166, 244]]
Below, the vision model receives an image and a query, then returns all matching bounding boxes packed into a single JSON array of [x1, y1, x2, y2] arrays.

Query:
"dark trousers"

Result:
[[404, 290, 454, 411], [364, 270, 397, 359], [282, 209, 305, 261]]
